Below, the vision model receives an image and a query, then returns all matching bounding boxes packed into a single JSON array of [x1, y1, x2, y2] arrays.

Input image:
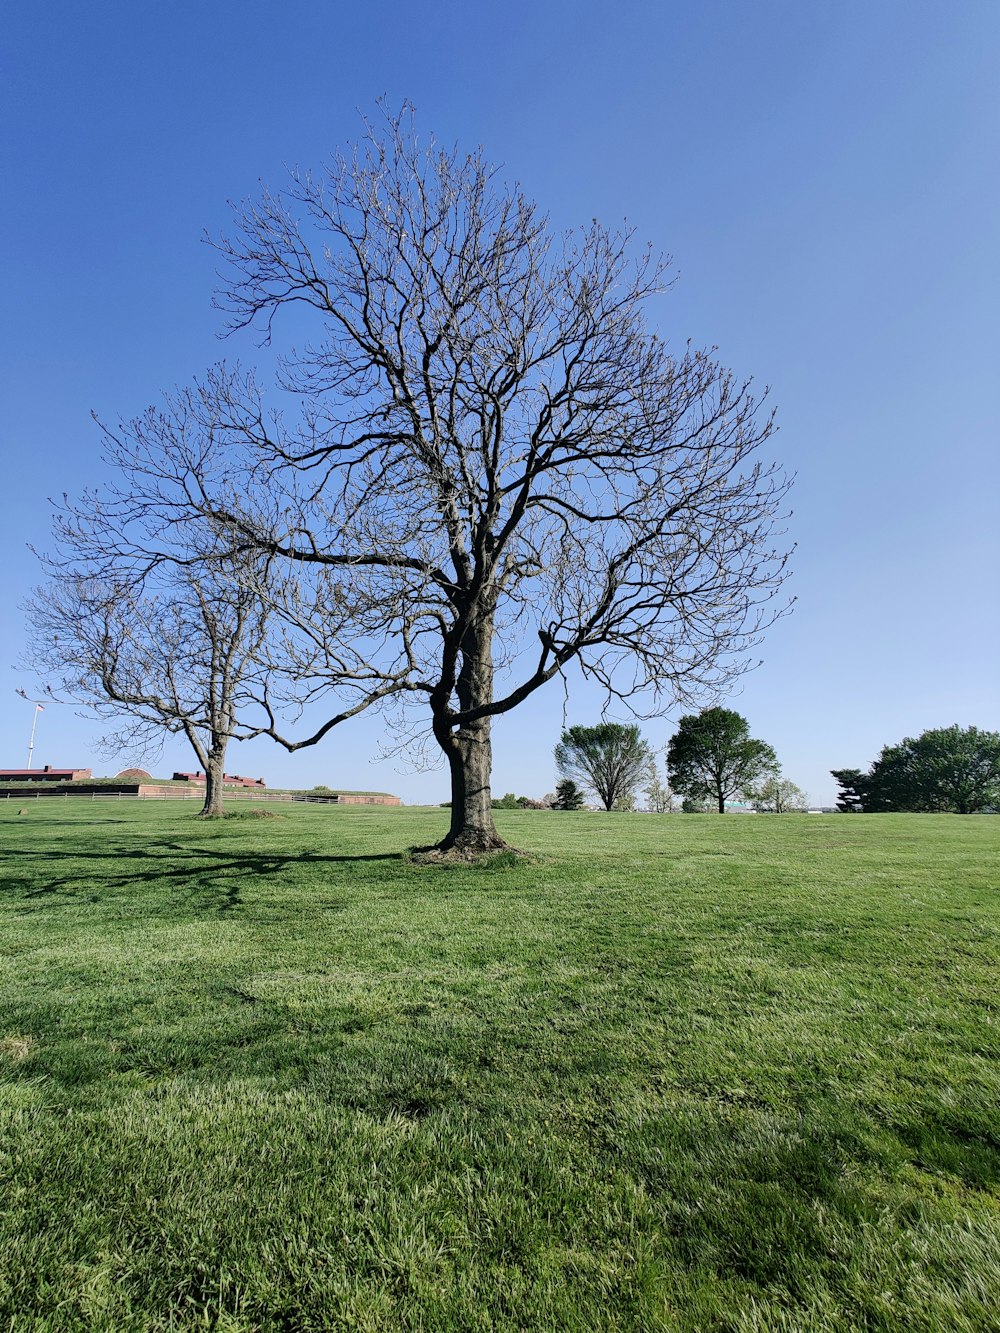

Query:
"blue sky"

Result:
[[2, 1, 997, 805]]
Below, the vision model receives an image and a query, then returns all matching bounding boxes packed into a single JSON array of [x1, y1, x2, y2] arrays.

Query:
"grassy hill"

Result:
[[1, 805, 997, 1330]]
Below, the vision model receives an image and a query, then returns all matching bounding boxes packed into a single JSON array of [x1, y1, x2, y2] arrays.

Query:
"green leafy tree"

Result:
[[643, 757, 676, 812], [842, 726, 1000, 814], [750, 775, 808, 813], [555, 724, 653, 811], [681, 796, 709, 813], [667, 707, 777, 813], [830, 768, 866, 813], [552, 778, 585, 810]]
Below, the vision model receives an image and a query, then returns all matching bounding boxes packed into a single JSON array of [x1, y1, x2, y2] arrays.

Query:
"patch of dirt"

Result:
[[0, 1035, 37, 1061], [221, 809, 285, 821], [408, 845, 535, 867]]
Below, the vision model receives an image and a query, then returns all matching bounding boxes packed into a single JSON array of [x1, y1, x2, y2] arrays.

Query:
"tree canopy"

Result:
[[833, 726, 1000, 814], [555, 723, 653, 811], [667, 707, 777, 813], [552, 778, 586, 811], [830, 768, 865, 813]]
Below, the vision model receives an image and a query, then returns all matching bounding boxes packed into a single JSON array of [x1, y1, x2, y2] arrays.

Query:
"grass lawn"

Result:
[[1, 804, 998, 1331]]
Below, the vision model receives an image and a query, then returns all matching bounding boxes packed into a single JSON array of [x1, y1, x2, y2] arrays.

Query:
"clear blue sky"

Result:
[[2, 1, 997, 805]]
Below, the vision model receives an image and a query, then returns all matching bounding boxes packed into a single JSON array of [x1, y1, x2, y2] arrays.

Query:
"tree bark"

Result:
[[199, 745, 227, 817], [439, 715, 509, 854], [434, 608, 511, 856]]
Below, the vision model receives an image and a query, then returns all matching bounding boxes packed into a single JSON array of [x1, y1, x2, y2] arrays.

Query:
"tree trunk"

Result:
[[434, 607, 511, 856], [717, 789, 726, 814], [199, 745, 227, 817], [439, 716, 509, 855]]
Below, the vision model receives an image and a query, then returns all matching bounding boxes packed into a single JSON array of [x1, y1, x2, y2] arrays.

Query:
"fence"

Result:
[[1, 788, 342, 804]]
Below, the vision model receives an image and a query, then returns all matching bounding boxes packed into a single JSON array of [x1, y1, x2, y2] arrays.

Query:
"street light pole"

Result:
[[15, 691, 46, 769], [27, 704, 42, 768]]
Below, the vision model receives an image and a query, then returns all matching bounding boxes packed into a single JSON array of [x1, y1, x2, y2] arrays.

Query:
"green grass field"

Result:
[[1, 804, 998, 1331]]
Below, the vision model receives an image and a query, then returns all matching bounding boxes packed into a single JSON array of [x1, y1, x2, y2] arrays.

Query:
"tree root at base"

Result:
[[409, 838, 531, 865]]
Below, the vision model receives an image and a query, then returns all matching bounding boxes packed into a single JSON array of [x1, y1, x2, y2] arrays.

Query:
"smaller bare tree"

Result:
[[26, 541, 275, 818]]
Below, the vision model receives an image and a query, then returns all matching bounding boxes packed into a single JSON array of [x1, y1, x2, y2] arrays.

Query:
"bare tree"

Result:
[[27, 529, 275, 818], [80, 107, 791, 854]]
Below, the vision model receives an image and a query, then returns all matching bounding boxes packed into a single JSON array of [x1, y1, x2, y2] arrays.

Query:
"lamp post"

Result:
[[15, 690, 46, 769]]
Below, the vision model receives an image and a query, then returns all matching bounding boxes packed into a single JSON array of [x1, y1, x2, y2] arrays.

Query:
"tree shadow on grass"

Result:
[[0, 817, 136, 827], [2, 841, 405, 915]]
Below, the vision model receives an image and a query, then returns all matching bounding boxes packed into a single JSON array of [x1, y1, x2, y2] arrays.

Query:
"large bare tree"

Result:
[[67, 107, 792, 853]]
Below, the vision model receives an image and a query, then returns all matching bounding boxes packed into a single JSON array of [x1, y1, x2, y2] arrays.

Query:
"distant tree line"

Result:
[[548, 713, 999, 817], [551, 709, 807, 812], [447, 716, 997, 815]]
